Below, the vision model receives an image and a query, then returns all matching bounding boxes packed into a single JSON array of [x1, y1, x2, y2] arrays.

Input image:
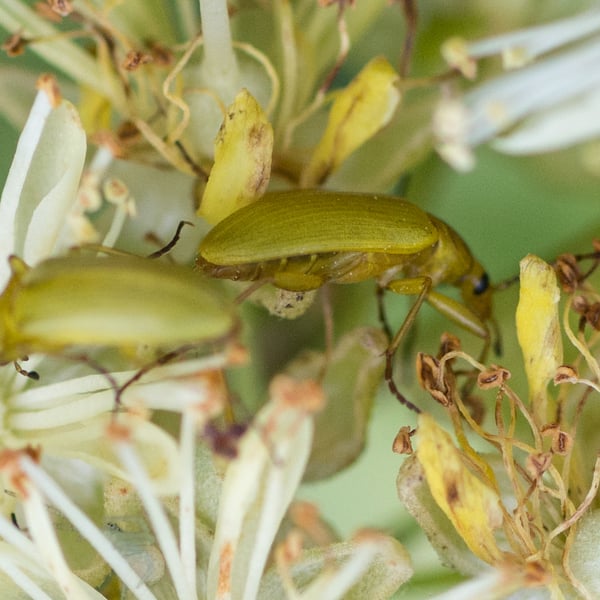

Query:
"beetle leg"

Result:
[[385, 360, 422, 413], [381, 277, 432, 412], [399, 0, 418, 78], [235, 279, 272, 304], [326, 252, 372, 283], [424, 289, 490, 363], [303, 254, 319, 275], [387, 278, 490, 348], [386, 277, 492, 408], [251, 260, 267, 280], [426, 291, 488, 339], [386, 277, 433, 356], [376, 285, 393, 341]]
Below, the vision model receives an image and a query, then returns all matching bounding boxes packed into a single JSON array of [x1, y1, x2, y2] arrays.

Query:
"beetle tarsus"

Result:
[[384, 351, 421, 414], [13, 361, 39, 381]]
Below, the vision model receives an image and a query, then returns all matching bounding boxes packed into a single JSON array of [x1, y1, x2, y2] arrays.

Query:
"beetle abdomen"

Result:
[[197, 249, 423, 291]]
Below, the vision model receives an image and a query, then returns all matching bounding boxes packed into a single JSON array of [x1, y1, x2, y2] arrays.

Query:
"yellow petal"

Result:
[[515, 255, 562, 421], [199, 89, 273, 224], [441, 37, 477, 79], [78, 86, 112, 134], [301, 57, 400, 187], [417, 413, 504, 565]]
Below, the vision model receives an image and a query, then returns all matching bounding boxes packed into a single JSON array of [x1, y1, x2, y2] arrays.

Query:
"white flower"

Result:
[[0, 77, 86, 285], [436, 6, 600, 169]]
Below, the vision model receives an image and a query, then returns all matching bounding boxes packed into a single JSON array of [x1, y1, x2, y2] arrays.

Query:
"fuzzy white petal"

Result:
[[207, 387, 314, 600], [493, 87, 600, 153], [0, 88, 86, 284], [465, 38, 600, 147], [467, 8, 600, 63]]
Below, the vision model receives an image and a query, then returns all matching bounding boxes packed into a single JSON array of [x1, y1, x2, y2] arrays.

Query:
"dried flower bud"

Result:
[[47, 0, 73, 17], [554, 430, 572, 455], [554, 365, 578, 385], [572, 295, 589, 313], [541, 424, 573, 455], [2, 31, 29, 57], [526, 452, 553, 478], [122, 50, 153, 71], [524, 560, 552, 587], [392, 426, 415, 455], [583, 302, 600, 331], [416, 353, 450, 406], [438, 332, 461, 358], [555, 253, 581, 293], [477, 366, 511, 389]]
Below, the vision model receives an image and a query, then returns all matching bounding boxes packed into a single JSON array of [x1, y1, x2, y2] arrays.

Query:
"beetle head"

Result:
[[425, 217, 493, 323], [460, 261, 493, 323]]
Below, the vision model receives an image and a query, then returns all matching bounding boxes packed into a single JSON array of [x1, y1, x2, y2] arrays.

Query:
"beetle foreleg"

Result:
[[387, 278, 491, 360], [425, 290, 490, 363], [425, 291, 488, 340]]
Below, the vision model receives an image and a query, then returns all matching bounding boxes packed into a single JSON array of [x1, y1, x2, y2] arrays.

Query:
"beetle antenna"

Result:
[[13, 360, 39, 381], [571, 248, 600, 281], [494, 274, 519, 291], [495, 246, 600, 293], [174, 140, 209, 179], [491, 317, 502, 356], [147, 220, 194, 259], [114, 344, 195, 406], [115, 324, 240, 410]]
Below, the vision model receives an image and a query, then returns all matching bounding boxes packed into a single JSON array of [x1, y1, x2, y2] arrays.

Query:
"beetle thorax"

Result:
[[406, 216, 476, 286]]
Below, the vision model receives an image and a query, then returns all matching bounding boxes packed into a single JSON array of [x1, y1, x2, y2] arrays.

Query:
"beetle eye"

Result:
[[473, 272, 489, 295]]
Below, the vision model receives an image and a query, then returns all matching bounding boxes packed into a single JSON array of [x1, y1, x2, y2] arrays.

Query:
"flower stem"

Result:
[[198, 0, 239, 89]]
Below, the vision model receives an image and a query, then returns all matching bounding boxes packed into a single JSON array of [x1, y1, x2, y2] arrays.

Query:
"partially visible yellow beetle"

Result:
[[0, 253, 236, 368], [196, 189, 493, 410]]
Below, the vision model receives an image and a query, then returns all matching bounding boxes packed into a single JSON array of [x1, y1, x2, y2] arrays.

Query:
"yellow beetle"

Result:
[[0, 253, 236, 369], [197, 189, 492, 410]]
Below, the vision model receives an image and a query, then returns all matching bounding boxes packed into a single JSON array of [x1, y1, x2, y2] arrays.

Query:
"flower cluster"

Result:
[[398, 251, 600, 599], [0, 1, 598, 599], [0, 1, 418, 597]]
